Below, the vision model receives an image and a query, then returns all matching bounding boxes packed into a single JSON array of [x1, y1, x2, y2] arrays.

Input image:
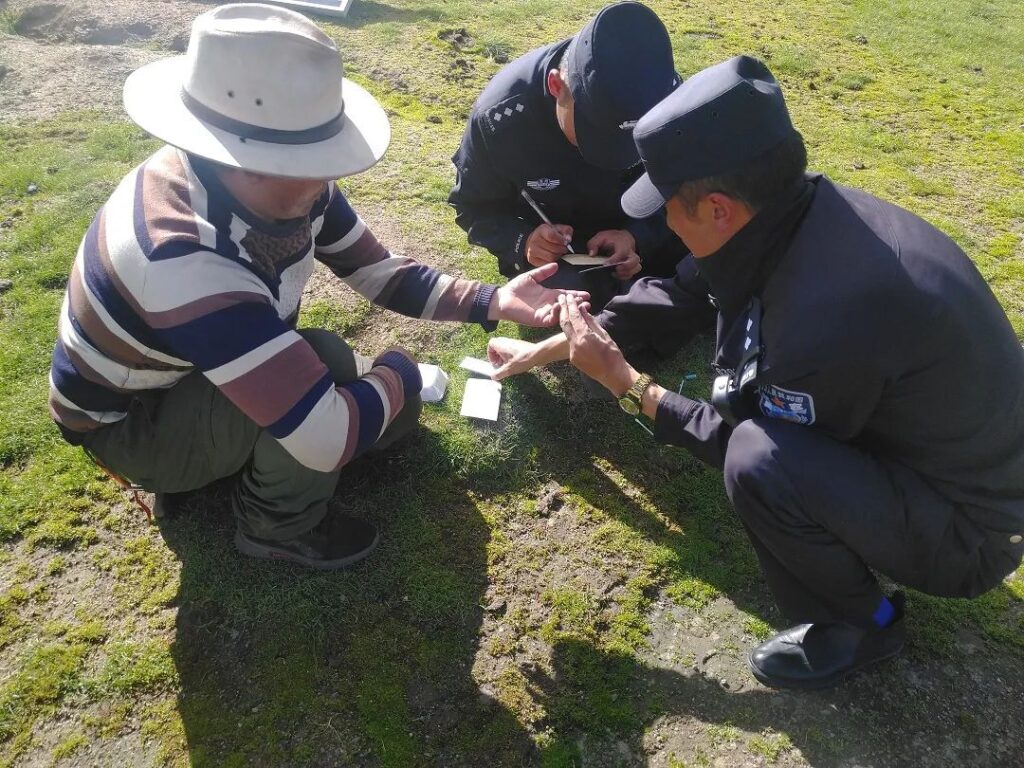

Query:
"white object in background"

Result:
[[262, 0, 354, 18], [460, 379, 502, 421], [459, 356, 498, 378], [562, 254, 607, 266], [417, 364, 449, 403]]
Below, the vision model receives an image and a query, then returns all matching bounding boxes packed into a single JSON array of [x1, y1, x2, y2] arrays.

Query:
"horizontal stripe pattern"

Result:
[[50, 146, 488, 472], [313, 184, 495, 322]]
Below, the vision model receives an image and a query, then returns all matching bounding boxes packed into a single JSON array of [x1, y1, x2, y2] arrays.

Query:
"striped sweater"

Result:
[[49, 146, 497, 472]]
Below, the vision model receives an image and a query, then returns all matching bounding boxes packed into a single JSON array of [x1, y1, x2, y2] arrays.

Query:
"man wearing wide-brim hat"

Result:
[[47, 3, 588, 570]]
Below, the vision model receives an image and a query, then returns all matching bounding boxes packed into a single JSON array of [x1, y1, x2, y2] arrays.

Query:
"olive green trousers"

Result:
[[83, 329, 422, 540]]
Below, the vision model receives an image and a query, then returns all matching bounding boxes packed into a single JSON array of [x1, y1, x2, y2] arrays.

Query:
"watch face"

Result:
[[619, 397, 640, 416]]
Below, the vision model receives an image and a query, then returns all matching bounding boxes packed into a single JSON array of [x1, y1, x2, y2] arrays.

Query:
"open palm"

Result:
[[490, 263, 591, 327]]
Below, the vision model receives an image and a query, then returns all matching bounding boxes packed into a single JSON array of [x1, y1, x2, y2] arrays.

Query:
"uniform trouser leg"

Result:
[[83, 328, 422, 542], [723, 418, 1011, 628]]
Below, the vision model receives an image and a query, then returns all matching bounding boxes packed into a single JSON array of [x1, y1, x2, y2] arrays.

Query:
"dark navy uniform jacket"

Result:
[[448, 40, 676, 278], [600, 175, 1024, 533]]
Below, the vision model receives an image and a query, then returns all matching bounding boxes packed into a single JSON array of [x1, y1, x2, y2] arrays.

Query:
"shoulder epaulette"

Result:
[[478, 94, 529, 137]]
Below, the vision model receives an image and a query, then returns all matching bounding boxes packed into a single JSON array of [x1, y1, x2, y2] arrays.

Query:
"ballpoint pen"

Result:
[[520, 189, 575, 253]]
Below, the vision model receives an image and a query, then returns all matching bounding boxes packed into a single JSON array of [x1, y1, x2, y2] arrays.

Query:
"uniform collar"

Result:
[[697, 177, 816, 322]]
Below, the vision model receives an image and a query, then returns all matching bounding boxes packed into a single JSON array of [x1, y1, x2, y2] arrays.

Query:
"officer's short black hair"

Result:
[[674, 132, 807, 214]]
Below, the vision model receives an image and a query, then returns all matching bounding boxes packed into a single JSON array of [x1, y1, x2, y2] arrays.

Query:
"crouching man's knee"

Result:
[[723, 418, 784, 505]]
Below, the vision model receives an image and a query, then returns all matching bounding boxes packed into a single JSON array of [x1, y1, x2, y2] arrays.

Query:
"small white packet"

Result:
[[459, 356, 497, 378], [562, 254, 607, 266], [460, 378, 502, 421], [417, 363, 449, 403]]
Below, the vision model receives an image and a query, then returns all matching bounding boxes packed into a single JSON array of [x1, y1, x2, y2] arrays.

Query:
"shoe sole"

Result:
[[233, 529, 380, 570], [746, 641, 905, 691]]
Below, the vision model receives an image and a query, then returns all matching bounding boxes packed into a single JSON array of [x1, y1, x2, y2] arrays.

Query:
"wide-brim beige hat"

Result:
[[124, 3, 389, 180]]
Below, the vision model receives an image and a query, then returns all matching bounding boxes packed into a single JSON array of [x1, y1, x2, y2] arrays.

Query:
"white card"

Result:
[[459, 356, 497, 378], [460, 378, 502, 421], [562, 254, 607, 266]]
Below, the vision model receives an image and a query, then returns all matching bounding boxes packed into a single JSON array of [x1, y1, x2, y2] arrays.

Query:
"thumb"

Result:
[[587, 231, 609, 254], [492, 362, 513, 381], [525, 261, 559, 282]]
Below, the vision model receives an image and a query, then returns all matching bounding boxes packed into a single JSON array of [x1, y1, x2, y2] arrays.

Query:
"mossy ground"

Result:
[[0, 1, 1022, 766]]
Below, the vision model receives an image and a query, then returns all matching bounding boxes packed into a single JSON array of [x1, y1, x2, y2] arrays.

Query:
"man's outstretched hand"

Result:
[[487, 337, 540, 380], [490, 262, 591, 327]]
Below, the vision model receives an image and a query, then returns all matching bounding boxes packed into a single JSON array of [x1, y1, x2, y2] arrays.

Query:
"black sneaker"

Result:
[[747, 592, 906, 690], [234, 513, 379, 570]]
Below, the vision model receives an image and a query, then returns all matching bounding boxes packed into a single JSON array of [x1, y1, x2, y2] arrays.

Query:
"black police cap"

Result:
[[622, 55, 797, 218], [565, 2, 678, 171]]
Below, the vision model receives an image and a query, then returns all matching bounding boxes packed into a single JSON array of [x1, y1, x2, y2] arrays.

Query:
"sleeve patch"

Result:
[[758, 384, 816, 425]]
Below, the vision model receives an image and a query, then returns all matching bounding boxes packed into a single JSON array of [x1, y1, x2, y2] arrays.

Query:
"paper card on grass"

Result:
[[460, 379, 502, 421], [562, 254, 607, 266], [460, 356, 497, 378]]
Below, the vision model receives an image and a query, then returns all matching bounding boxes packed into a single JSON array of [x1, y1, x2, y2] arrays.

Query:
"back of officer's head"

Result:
[[557, 2, 678, 171], [621, 56, 807, 219]]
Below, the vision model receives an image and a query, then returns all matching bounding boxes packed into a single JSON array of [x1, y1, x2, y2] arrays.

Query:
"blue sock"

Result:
[[872, 596, 896, 628]]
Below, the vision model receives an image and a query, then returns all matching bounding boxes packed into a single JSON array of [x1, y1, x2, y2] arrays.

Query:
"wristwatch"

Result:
[[618, 373, 653, 417]]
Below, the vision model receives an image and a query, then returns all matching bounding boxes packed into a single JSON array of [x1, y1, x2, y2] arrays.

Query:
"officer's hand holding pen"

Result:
[[526, 223, 575, 266]]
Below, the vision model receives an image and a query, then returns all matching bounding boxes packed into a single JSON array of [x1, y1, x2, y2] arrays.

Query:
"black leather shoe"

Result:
[[748, 593, 906, 690], [234, 513, 379, 570]]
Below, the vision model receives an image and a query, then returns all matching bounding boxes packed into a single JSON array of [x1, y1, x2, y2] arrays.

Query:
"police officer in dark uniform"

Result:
[[448, 2, 688, 313], [488, 56, 1024, 689]]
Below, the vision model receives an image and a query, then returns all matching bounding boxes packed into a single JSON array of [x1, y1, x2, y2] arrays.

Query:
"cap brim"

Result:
[[621, 171, 669, 218], [573, 104, 640, 172], [123, 57, 390, 180]]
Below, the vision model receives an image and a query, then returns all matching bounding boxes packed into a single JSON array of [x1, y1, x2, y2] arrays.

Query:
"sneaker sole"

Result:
[[233, 529, 380, 570], [746, 641, 904, 691]]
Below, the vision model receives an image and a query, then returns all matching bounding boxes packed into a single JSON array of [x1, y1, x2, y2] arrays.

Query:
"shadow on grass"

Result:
[[151, 370, 1021, 766], [156, 428, 540, 766]]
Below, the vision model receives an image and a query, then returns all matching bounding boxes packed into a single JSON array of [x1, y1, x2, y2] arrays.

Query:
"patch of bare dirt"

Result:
[[302, 201, 478, 357], [0, 0, 208, 122]]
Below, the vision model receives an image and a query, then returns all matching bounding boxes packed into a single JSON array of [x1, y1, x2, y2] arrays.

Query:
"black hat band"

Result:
[[181, 88, 346, 145]]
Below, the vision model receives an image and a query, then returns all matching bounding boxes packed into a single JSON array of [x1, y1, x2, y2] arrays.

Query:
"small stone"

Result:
[[853, 161, 867, 170], [426, 115, 442, 124], [0, 279, 12, 294], [808, 81, 817, 90], [484, 598, 506, 614], [854, 34, 868, 44], [46, 166, 59, 175], [26, 183, 38, 195]]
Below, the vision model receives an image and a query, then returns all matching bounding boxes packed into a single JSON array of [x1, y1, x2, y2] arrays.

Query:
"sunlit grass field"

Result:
[[0, 1, 1021, 766]]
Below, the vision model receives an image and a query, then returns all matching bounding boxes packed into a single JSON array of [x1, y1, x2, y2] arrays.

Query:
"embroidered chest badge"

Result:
[[758, 384, 816, 426], [526, 178, 560, 191]]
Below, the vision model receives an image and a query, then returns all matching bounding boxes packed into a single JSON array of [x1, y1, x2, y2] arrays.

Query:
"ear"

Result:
[[706, 192, 747, 232], [547, 68, 565, 100]]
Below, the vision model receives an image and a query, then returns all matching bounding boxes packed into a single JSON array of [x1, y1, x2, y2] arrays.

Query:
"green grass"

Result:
[[1, 1, 1022, 766]]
